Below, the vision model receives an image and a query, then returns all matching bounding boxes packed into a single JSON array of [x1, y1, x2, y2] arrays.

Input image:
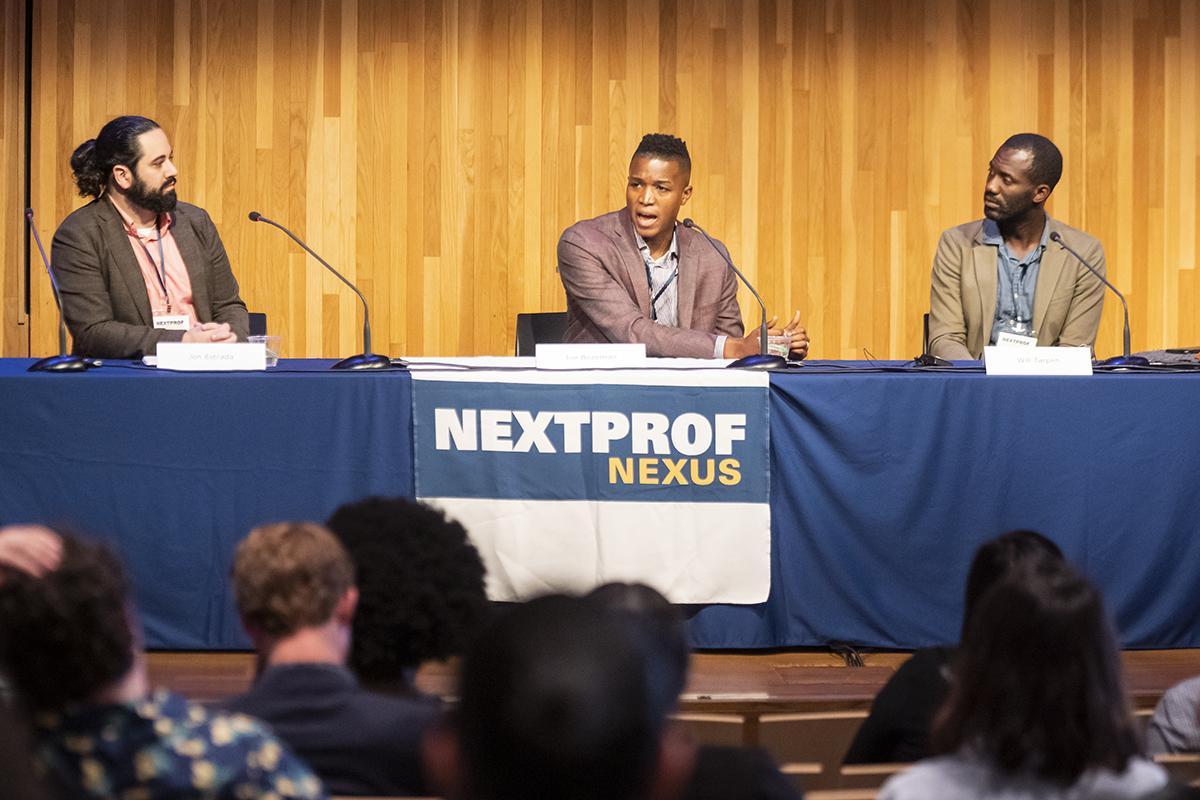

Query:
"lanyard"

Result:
[[642, 254, 678, 322], [133, 220, 172, 313]]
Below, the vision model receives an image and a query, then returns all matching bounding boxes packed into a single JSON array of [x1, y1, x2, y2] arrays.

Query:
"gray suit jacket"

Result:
[[557, 210, 744, 358], [51, 198, 249, 358], [928, 217, 1106, 360]]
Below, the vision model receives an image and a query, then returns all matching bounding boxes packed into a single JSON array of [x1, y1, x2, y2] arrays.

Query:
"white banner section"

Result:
[[411, 368, 771, 604]]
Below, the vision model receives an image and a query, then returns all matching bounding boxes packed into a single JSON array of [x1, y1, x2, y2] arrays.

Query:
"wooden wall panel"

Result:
[[0, 0, 25, 357], [15, 0, 1200, 360]]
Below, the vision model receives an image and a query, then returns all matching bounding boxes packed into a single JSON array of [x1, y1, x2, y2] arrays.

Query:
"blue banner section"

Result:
[[413, 379, 769, 503]]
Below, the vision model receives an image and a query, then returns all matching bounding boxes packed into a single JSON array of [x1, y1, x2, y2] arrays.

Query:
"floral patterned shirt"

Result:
[[32, 689, 328, 799]]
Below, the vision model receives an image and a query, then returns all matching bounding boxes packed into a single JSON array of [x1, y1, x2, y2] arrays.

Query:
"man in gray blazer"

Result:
[[557, 134, 808, 359], [51, 116, 248, 359], [928, 133, 1105, 360]]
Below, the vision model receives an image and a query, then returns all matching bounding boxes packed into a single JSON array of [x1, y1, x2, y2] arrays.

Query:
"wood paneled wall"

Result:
[[10, 0, 1200, 359], [0, 0, 25, 357]]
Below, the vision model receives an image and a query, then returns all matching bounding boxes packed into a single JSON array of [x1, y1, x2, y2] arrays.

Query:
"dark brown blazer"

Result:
[[51, 198, 249, 358], [557, 210, 744, 358]]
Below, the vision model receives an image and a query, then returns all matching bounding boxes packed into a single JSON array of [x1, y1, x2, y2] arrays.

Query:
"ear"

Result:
[[111, 164, 134, 191], [334, 586, 358, 625], [680, 183, 693, 206], [647, 722, 698, 800], [421, 721, 464, 800], [1032, 183, 1052, 205]]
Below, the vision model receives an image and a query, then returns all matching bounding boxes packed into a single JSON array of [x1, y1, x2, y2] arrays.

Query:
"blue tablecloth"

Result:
[[2, 358, 1198, 649]]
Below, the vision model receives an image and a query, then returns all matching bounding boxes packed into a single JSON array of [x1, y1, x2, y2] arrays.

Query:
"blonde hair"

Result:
[[232, 522, 355, 637]]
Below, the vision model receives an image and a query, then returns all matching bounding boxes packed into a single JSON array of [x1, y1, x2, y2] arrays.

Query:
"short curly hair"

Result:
[[632, 133, 691, 175], [0, 532, 134, 713], [326, 497, 489, 683], [231, 522, 355, 638]]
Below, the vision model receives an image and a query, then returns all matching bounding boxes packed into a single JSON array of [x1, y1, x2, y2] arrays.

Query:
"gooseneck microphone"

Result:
[[248, 211, 397, 370], [682, 218, 786, 370], [1048, 231, 1148, 368], [25, 209, 96, 372]]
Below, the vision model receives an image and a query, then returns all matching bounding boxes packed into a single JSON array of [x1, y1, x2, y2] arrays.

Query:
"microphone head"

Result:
[[1049, 231, 1062, 243], [682, 218, 695, 228], [248, 211, 261, 222], [24, 208, 33, 221]]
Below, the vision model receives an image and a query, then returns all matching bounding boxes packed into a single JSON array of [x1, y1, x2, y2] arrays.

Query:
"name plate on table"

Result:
[[157, 342, 266, 371], [984, 346, 1093, 376], [535, 343, 646, 370]]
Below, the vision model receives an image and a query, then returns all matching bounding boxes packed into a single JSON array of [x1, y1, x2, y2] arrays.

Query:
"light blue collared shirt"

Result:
[[985, 216, 1052, 345]]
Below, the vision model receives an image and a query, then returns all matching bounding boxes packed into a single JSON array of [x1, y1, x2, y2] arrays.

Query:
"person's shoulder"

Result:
[[173, 201, 215, 226], [1085, 756, 1168, 796], [878, 754, 982, 799], [355, 687, 441, 727], [890, 646, 954, 687], [1161, 674, 1200, 705], [54, 198, 107, 237], [164, 692, 328, 797], [561, 209, 625, 243], [938, 219, 985, 245]]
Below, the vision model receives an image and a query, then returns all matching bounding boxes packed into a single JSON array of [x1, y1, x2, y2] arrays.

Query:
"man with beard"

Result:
[[51, 116, 248, 358], [927, 133, 1105, 360]]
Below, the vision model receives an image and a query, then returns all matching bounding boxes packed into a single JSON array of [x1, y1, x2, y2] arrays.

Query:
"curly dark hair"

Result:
[[633, 133, 691, 174], [69, 115, 160, 198], [0, 532, 134, 713], [326, 497, 489, 686]]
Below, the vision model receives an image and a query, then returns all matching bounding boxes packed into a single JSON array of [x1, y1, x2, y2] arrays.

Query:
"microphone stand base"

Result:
[[27, 354, 92, 372], [727, 354, 788, 370], [331, 353, 399, 370], [1097, 355, 1150, 368]]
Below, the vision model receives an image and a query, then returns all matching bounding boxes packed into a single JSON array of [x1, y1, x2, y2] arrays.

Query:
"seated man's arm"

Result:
[[1056, 237, 1106, 350], [52, 221, 186, 359], [192, 208, 250, 342], [558, 232, 722, 358], [927, 230, 974, 360]]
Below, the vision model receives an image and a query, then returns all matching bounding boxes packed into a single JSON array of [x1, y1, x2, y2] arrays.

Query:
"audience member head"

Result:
[[429, 594, 691, 800], [326, 497, 489, 691], [587, 582, 690, 717], [0, 530, 138, 713], [960, 529, 1064, 640], [933, 564, 1139, 785], [70, 115, 163, 199], [231, 522, 357, 657]]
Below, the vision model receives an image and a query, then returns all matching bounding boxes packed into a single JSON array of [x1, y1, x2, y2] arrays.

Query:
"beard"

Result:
[[128, 175, 178, 215], [983, 191, 1035, 222]]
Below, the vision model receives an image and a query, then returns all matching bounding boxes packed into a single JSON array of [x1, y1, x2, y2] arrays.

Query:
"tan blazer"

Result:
[[928, 217, 1106, 360], [51, 198, 249, 359], [557, 210, 744, 358]]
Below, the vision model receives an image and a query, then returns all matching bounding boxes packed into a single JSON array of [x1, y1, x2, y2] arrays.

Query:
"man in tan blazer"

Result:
[[928, 133, 1105, 361], [557, 133, 808, 359]]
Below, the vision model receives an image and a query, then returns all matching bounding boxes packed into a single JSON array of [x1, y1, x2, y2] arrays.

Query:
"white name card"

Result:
[[535, 343, 647, 370], [157, 342, 267, 371], [984, 346, 1093, 376]]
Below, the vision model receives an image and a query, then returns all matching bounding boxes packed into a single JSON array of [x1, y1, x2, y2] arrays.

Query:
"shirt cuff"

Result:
[[714, 335, 727, 359]]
